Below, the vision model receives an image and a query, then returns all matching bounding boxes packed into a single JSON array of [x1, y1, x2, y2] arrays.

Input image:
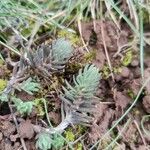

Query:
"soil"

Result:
[[0, 20, 150, 150]]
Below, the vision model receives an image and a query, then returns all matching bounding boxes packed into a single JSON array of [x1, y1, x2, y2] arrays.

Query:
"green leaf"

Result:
[[52, 38, 73, 65], [18, 78, 41, 95], [12, 97, 33, 115], [65, 130, 75, 142], [122, 50, 132, 66], [63, 64, 100, 101], [0, 79, 7, 92], [0, 93, 8, 102], [52, 134, 65, 150], [36, 133, 52, 150]]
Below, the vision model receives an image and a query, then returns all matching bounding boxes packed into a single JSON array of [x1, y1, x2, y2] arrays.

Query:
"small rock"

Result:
[[130, 78, 141, 95], [131, 59, 139, 67], [10, 134, 19, 142], [115, 74, 122, 82], [121, 67, 130, 78], [133, 67, 141, 78], [144, 58, 150, 68]]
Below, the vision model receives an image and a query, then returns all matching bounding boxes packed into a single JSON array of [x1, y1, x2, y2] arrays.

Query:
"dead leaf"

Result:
[[18, 120, 34, 139]]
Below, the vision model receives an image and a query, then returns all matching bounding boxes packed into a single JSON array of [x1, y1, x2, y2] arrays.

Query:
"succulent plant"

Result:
[[61, 64, 100, 125], [35, 64, 101, 150], [27, 38, 73, 76]]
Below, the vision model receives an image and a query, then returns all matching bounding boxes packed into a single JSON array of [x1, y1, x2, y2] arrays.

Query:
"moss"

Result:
[[101, 64, 123, 79], [101, 65, 110, 79], [49, 76, 60, 91], [0, 59, 4, 65], [0, 79, 7, 92], [122, 50, 132, 66], [57, 29, 80, 45], [66, 63, 82, 75], [100, 137, 112, 149], [76, 143, 83, 150], [33, 98, 45, 116], [65, 129, 75, 142], [76, 125, 87, 134], [83, 50, 96, 63], [127, 89, 135, 99], [113, 67, 122, 74]]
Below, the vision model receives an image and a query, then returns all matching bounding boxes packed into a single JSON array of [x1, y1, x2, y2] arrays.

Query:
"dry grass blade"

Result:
[[100, 19, 114, 81], [134, 120, 148, 149]]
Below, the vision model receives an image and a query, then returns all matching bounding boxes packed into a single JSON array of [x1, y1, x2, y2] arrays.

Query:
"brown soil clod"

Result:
[[121, 67, 130, 78], [18, 120, 35, 139], [143, 95, 150, 113], [114, 91, 130, 114]]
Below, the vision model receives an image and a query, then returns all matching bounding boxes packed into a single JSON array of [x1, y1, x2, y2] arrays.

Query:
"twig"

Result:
[[100, 19, 114, 81], [0, 41, 21, 56], [8, 102, 27, 150], [91, 0, 96, 31], [42, 98, 53, 127], [77, 18, 89, 52], [26, 21, 41, 52]]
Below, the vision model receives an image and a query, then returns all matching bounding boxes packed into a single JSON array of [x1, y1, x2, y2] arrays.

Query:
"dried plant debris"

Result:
[[18, 120, 34, 139]]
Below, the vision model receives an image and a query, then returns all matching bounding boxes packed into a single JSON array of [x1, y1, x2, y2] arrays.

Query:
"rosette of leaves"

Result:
[[12, 97, 34, 115], [36, 132, 65, 150], [34, 64, 100, 150], [0, 77, 40, 102], [61, 64, 100, 125], [16, 77, 41, 95], [27, 38, 73, 76]]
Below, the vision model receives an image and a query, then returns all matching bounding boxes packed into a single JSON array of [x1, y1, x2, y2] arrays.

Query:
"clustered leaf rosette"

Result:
[[0, 37, 101, 150], [27, 38, 73, 76], [35, 64, 101, 150], [60, 64, 101, 125]]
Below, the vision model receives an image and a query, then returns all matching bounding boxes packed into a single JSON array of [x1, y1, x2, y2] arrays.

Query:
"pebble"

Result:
[[115, 74, 122, 82], [121, 67, 130, 78], [131, 59, 139, 67]]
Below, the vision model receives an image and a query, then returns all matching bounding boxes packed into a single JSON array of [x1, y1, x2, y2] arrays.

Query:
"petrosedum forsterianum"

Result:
[[27, 38, 73, 75], [35, 64, 101, 150], [62, 64, 100, 101]]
